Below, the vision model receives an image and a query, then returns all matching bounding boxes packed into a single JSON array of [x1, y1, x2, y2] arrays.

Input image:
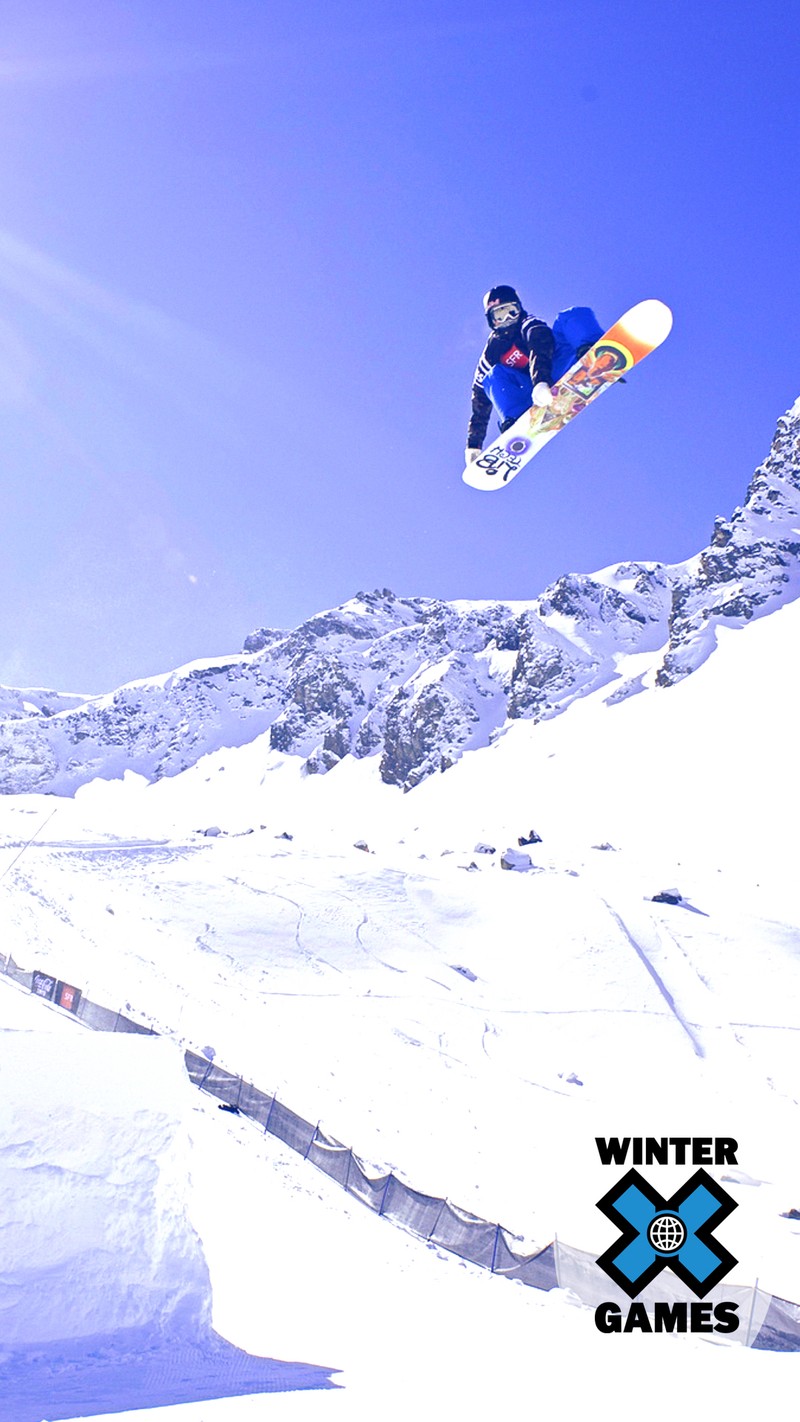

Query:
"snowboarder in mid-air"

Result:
[[465, 286, 604, 465]]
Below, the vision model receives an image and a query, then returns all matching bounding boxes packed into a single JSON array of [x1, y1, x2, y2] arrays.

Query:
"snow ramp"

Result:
[[0, 1029, 337, 1420]]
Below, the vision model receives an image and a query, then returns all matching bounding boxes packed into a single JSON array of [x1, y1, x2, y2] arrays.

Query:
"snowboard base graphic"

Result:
[[462, 299, 673, 492]]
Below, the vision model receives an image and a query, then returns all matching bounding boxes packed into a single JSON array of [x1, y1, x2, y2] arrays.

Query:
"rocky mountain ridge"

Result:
[[1, 399, 798, 796]]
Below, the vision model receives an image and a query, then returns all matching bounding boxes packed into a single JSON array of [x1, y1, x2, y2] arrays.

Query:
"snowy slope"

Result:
[[4, 990, 791, 1422], [1, 397, 800, 1418], [2, 591, 799, 1282], [0, 1010, 338, 1421]]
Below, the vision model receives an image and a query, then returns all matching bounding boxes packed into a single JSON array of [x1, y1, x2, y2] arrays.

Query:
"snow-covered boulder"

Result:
[[500, 848, 533, 872]]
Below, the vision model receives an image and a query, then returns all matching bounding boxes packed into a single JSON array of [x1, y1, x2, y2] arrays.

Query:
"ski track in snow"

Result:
[[222, 873, 342, 977], [600, 897, 706, 1057]]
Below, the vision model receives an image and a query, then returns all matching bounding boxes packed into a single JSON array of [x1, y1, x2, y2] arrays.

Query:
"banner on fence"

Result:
[[55, 981, 82, 1015], [31, 970, 57, 1001]]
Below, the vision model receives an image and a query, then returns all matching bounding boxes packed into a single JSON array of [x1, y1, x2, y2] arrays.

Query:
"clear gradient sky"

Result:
[[1, 0, 799, 693]]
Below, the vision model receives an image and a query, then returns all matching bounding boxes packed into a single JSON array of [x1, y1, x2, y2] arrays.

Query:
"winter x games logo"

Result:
[[594, 1137, 740, 1335]]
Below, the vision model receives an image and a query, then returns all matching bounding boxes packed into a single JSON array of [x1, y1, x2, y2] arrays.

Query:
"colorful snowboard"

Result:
[[462, 298, 673, 491]]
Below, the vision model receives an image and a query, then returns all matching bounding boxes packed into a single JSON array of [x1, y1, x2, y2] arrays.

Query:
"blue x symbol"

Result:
[[596, 1168, 737, 1298]]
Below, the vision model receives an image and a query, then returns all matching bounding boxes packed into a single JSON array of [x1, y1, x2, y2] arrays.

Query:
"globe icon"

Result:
[[648, 1213, 687, 1253]]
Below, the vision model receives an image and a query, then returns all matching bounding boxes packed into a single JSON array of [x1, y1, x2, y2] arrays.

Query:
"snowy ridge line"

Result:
[[1, 402, 799, 796], [4, 954, 800, 1351]]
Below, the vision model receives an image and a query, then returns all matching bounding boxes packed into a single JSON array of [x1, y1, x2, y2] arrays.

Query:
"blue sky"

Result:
[[1, 0, 798, 692]]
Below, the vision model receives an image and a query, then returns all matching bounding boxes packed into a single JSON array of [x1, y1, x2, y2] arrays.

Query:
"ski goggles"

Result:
[[488, 301, 521, 329]]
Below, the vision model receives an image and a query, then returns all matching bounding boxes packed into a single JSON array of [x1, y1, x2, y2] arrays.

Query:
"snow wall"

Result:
[[0, 1029, 211, 1347]]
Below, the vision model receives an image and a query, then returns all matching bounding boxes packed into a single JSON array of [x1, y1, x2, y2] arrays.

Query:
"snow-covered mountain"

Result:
[[2, 398, 798, 798]]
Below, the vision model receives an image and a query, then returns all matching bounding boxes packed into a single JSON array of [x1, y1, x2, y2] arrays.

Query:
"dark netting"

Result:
[[184, 1051, 214, 1087], [345, 1158, 391, 1212], [752, 1294, 800, 1351], [113, 1013, 156, 1035], [266, 1100, 316, 1156], [493, 1236, 558, 1289], [381, 1177, 445, 1237], [77, 999, 124, 1032], [306, 1129, 352, 1185], [198, 1064, 242, 1107], [429, 1201, 500, 1269], [237, 1081, 275, 1128]]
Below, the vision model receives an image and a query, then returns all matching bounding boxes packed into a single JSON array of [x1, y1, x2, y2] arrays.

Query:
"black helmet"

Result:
[[483, 285, 524, 329]]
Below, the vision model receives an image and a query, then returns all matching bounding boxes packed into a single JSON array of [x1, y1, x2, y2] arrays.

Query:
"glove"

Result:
[[532, 381, 554, 408], [465, 447, 482, 463]]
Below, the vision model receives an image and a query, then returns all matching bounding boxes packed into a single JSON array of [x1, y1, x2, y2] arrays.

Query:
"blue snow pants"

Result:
[[482, 365, 533, 426], [483, 307, 605, 427], [550, 306, 605, 381]]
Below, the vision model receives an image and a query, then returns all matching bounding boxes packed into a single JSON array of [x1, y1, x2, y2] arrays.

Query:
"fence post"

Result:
[[427, 1198, 446, 1241], [745, 1278, 760, 1347], [489, 1224, 501, 1274], [1, 808, 58, 969], [264, 1093, 276, 1136], [378, 1174, 393, 1215], [0, 808, 58, 888]]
